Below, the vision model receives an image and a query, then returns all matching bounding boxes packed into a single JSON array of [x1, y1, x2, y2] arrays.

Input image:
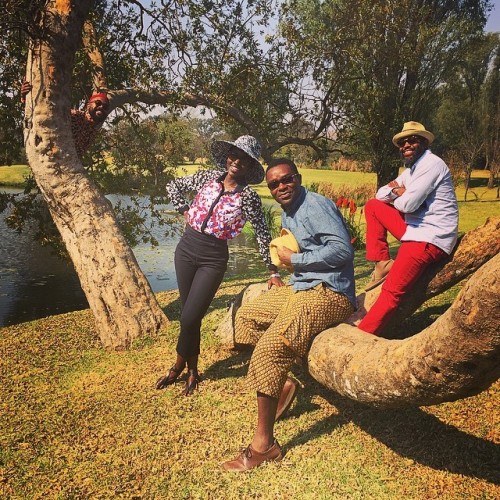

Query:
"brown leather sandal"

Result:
[[155, 365, 183, 390], [183, 369, 201, 396]]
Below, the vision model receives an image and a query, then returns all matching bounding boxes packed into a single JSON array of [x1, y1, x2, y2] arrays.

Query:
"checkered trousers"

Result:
[[235, 284, 354, 398]]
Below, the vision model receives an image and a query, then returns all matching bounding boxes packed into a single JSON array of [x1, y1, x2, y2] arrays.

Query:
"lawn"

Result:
[[1, 277, 498, 498], [0, 194, 499, 497], [0, 165, 30, 187]]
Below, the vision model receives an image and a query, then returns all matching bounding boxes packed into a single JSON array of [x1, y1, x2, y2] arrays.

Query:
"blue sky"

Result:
[[486, 0, 500, 31]]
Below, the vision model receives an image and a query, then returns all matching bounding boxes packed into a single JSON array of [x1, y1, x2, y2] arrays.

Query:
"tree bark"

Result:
[[23, 0, 168, 349], [82, 19, 107, 91], [307, 252, 500, 407]]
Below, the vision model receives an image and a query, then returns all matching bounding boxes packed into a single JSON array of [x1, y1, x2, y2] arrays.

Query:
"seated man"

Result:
[[222, 158, 356, 472], [358, 121, 458, 335], [21, 81, 110, 159]]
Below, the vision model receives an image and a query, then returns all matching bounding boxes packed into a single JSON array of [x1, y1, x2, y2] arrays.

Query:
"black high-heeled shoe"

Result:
[[155, 365, 183, 390], [183, 369, 201, 396]]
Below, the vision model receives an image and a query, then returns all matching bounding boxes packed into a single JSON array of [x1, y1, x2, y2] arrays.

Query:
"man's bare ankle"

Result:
[[251, 438, 275, 453]]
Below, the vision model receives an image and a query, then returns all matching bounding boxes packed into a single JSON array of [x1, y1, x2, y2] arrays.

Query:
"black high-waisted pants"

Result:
[[174, 225, 229, 359]]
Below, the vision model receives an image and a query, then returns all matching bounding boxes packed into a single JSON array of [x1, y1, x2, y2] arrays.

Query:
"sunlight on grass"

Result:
[[0, 165, 30, 186], [1, 163, 498, 498], [1, 281, 498, 498]]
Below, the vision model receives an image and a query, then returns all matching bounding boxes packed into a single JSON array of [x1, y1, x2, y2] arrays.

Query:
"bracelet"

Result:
[[269, 273, 280, 279]]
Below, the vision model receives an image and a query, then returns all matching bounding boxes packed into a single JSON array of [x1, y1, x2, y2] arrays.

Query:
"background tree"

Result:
[[280, 0, 492, 187], [482, 39, 500, 194], [434, 32, 499, 200], [19, 0, 168, 349], [107, 114, 193, 192]]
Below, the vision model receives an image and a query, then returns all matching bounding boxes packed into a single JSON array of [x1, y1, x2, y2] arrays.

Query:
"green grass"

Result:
[[1, 277, 498, 498], [455, 170, 499, 202], [3, 163, 498, 203], [0, 165, 30, 187], [458, 201, 500, 233]]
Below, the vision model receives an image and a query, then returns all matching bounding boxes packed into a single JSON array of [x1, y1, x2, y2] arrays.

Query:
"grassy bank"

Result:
[[0, 165, 30, 187], [2, 163, 498, 203], [1, 165, 498, 498], [1, 272, 498, 498]]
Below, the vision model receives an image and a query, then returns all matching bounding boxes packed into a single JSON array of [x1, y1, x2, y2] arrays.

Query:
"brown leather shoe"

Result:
[[275, 377, 299, 421], [365, 259, 394, 291], [222, 440, 283, 472]]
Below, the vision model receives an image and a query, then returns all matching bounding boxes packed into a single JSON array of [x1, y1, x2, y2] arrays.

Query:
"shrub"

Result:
[[307, 182, 371, 249], [335, 196, 365, 250], [316, 182, 375, 207], [329, 158, 372, 172], [244, 204, 281, 241]]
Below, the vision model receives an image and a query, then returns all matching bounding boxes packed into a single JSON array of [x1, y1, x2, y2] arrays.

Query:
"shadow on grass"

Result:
[[162, 298, 181, 320], [161, 278, 264, 322], [285, 373, 500, 484], [203, 349, 252, 381], [391, 303, 453, 339], [204, 346, 498, 483]]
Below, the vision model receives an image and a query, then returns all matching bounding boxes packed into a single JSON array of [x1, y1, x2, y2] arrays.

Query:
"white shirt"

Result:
[[376, 150, 459, 254]]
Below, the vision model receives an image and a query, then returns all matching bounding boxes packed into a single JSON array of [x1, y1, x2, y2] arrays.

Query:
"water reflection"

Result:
[[0, 189, 263, 327]]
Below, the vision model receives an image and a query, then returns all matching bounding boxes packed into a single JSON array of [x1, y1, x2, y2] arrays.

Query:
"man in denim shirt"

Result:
[[223, 158, 356, 472]]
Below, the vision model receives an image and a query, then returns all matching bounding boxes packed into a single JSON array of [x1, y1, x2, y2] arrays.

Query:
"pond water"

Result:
[[0, 188, 263, 327]]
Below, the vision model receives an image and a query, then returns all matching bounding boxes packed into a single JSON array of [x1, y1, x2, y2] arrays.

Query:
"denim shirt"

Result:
[[283, 187, 356, 308]]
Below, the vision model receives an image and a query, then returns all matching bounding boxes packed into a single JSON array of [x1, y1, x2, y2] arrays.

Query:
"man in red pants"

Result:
[[358, 121, 458, 335]]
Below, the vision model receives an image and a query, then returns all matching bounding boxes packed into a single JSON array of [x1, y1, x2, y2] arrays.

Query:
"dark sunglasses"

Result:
[[267, 173, 300, 191], [228, 148, 252, 164], [396, 135, 421, 147]]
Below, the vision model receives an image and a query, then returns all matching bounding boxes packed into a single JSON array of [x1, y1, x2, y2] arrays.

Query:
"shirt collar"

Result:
[[410, 149, 430, 173], [217, 172, 247, 192]]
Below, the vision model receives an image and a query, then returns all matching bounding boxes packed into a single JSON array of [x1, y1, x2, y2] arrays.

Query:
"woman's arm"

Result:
[[241, 189, 283, 287]]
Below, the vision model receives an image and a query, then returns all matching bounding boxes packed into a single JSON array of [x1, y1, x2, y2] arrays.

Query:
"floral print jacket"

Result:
[[166, 169, 276, 271]]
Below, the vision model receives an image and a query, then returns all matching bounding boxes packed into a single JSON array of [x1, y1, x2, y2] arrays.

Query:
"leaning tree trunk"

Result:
[[308, 252, 500, 407], [23, 0, 168, 349]]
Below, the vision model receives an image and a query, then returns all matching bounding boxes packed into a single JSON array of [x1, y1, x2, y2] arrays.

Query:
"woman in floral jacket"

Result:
[[156, 136, 283, 395]]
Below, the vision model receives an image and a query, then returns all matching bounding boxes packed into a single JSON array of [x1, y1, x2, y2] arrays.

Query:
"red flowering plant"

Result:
[[335, 196, 364, 249]]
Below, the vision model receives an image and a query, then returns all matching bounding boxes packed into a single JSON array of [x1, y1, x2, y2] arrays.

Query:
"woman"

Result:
[[156, 136, 283, 395]]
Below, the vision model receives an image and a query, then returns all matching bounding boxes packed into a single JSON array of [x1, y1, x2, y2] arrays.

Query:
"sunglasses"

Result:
[[267, 173, 300, 191], [228, 148, 252, 165], [396, 135, 421, 147]]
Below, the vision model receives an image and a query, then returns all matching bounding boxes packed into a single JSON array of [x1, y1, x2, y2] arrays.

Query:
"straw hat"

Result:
[[392, 121, 435, 147], [270, 228, 300, 272], [210, 135, 265, 185]]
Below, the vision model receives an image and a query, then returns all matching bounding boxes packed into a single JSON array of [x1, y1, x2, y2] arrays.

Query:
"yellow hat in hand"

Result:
[[270, 228, 300, 272]]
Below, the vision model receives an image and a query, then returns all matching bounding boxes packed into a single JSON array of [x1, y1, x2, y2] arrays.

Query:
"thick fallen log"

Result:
[[214, 218, 500, 406], [307, 252, 500, 407]]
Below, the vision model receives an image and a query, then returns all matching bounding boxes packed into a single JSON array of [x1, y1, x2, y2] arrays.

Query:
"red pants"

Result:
[[358, 199, 447, 335]]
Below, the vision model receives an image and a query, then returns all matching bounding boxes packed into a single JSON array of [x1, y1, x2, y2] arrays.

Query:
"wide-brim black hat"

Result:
[[210, 135, 265, 185]]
